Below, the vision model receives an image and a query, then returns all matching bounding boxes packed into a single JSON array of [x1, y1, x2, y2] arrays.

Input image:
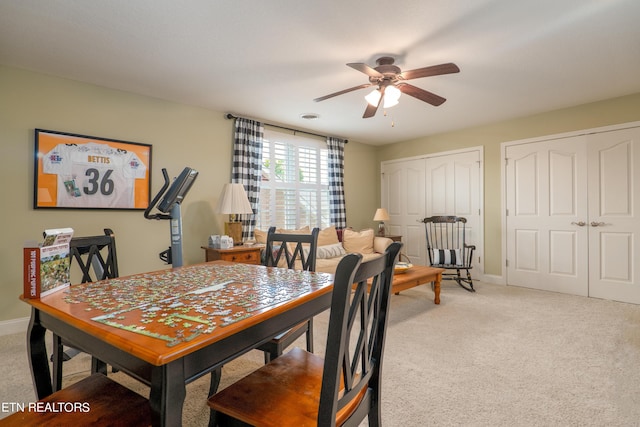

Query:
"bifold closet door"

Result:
[[382, 150, 482, 268], [587, 127, 640, 304], [506, 125, 640, 304], [380, 159, 426, 264], [505, 136, 589, 296], [424, 150, 482, 274]]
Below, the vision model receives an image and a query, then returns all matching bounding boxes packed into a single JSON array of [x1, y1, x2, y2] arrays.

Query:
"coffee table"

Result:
[[391, 265, 445, 304]]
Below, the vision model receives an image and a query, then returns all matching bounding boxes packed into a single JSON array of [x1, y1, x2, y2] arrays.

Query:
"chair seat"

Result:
[[2, 374, 151, 426], [209, 347, 359, 427]]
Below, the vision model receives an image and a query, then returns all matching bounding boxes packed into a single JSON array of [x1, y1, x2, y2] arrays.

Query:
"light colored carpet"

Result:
[[2, 280, 640, 426]]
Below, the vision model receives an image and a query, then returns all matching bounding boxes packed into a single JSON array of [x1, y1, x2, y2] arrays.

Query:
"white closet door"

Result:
[[425, 150, 482, 273], [588, 127, 640, 303], [380, 159, 425, 263], [505, 136, 589, 296]]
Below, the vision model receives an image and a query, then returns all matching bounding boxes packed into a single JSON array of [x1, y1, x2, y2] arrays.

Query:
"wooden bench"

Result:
[[1, 374, 151, 426]]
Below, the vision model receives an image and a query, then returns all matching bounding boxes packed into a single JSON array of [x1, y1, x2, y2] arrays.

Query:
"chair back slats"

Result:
[[319, 241, 403, 426], [69, 228, 119, 283], [263, 226, 319, 272]]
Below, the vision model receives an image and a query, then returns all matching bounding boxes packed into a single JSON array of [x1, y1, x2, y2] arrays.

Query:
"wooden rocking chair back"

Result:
[[422, 216, 475, 292]]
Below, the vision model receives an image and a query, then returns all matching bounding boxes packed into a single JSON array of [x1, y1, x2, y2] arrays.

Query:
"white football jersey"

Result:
[[42, 142, 147, 208]]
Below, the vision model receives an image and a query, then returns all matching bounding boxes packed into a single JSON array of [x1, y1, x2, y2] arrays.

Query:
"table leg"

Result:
[[27, 308, 53, 399], [208, 367, 222, 427], [150, 362, 187, 427], [434, 273, 441, 305]]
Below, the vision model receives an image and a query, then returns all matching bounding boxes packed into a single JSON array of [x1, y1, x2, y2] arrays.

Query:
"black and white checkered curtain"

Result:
[[327, 137, 347, 229], [232, 118, 264, 240]]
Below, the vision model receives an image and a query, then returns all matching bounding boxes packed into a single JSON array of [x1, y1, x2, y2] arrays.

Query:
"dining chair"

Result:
[[257, 226, 320, 363], [421, 216, 476, 291], [51, 228, 119, 391], [208, 241, 403, 427]]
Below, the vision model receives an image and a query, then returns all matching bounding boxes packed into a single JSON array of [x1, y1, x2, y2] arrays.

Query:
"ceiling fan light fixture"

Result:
[[383, 97, 399, 108], [365, 88, 381, 106], [385, 85, 401, 101], [383, 85, 401, 108]]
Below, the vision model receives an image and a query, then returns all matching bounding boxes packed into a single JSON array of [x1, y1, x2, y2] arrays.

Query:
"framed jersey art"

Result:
[[34, 129, 152, 210]]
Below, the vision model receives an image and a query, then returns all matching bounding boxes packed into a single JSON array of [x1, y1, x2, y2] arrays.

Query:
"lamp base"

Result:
[[378, 222, 386, 236], [224, 222, 243, 245]]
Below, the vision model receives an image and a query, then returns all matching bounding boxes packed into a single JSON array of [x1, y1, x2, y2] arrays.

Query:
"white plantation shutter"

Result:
[[258, 129, 330, 230]]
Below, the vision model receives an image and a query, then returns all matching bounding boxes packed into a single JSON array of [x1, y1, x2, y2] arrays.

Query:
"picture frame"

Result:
[[34, 129, 152, 210]]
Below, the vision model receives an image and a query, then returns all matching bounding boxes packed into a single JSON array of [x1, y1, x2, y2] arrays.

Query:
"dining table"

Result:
[[21, 260, 334, 426]]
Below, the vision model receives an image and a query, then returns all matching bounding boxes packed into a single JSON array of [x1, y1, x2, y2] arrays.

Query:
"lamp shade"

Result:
[[383, 85, 401, 108], [216, 183, 253, 214], [365, 88, 382, 106], [373, 208, 390, 221]]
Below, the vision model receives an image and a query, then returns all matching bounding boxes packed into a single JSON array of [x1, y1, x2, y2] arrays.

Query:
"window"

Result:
[[257, 129, 330, 230]]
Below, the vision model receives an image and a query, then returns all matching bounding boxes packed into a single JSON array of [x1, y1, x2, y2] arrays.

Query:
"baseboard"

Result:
[[0, 317, 29, 336]]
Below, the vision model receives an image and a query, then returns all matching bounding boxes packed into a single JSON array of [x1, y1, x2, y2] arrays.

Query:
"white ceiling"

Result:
[[1, 0, 639, 145]]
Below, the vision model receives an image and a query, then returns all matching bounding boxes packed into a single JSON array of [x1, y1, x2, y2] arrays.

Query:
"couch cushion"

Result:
[[342, 228, 375, 254], [254, 226, 311, 244], [254, 228, 268, 244], [373, 236, 394, 254], [316, 242, 346, 259], [317, 226, 340, 246]]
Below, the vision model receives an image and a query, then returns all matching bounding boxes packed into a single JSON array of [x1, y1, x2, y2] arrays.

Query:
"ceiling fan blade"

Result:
[[397, 83, 447, 106], [314, 83, 373, 102], [399, 63, 460, 80], [347, 62, 383, 78], [363, 86, 385, 118]]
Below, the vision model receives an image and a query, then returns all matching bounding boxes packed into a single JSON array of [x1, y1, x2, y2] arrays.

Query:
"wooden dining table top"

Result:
[[21, 261, 334, 366]]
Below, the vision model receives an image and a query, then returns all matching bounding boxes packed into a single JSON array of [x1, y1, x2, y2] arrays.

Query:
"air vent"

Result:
[[300, 113, 319, 120]]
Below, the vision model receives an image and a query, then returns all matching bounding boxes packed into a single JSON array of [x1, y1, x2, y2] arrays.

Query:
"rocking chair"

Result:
[[422, 216, 475, 292]]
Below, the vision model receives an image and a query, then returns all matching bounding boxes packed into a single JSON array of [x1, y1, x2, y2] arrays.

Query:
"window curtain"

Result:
[[232, 118, 264, 240], [326, 137, 347, 229]]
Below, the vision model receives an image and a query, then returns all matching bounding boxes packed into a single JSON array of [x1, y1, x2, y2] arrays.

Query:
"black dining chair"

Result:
[[208, 241, 402, 427], [51, 228, 119, 391], [257, 226, 320, 363]]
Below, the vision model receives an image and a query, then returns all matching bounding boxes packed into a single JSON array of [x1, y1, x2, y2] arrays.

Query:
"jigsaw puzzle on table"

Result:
[[63, 263, 332, 347]]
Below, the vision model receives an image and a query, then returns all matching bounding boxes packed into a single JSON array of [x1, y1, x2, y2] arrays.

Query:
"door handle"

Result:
[[590, 221, 606, 227], [571, 221, 586, 227]]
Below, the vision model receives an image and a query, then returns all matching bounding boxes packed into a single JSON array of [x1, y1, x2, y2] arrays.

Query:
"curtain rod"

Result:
[[225, 113, 348, 143]]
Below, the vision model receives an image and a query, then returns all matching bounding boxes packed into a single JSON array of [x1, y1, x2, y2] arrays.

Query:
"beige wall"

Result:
[[0, 66, 377, 323], [3, 64, 639, 323], [375, 92, 640, 276]]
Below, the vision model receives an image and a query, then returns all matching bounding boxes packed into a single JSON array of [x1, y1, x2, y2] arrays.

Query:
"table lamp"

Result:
[[373, 208, 390, 236], [216, 183, 253, 245]]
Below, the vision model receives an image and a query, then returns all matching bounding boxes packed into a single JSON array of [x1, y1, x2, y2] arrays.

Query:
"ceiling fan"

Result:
[[314, 56, 460, 118]]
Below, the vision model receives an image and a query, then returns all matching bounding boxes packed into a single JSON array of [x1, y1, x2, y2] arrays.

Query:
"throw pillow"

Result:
[[254, 226, 310, 245], [316, 242, 347, 259], [317, 226, 339, 246], [254, 228, 268, 244], [432, 248, 463, 266], [342, 228, 375, 254], [278, 226, 311, 235]]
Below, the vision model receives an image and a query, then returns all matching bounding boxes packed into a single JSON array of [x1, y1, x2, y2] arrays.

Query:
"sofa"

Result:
[[254, 226, 393, 275]]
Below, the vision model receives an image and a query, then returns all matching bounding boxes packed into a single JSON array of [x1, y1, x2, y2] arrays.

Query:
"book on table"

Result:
[[23, 227, 74, 298]]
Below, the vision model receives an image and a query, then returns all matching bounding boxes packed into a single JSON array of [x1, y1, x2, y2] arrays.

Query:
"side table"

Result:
[[202, 245, 263, 265]]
